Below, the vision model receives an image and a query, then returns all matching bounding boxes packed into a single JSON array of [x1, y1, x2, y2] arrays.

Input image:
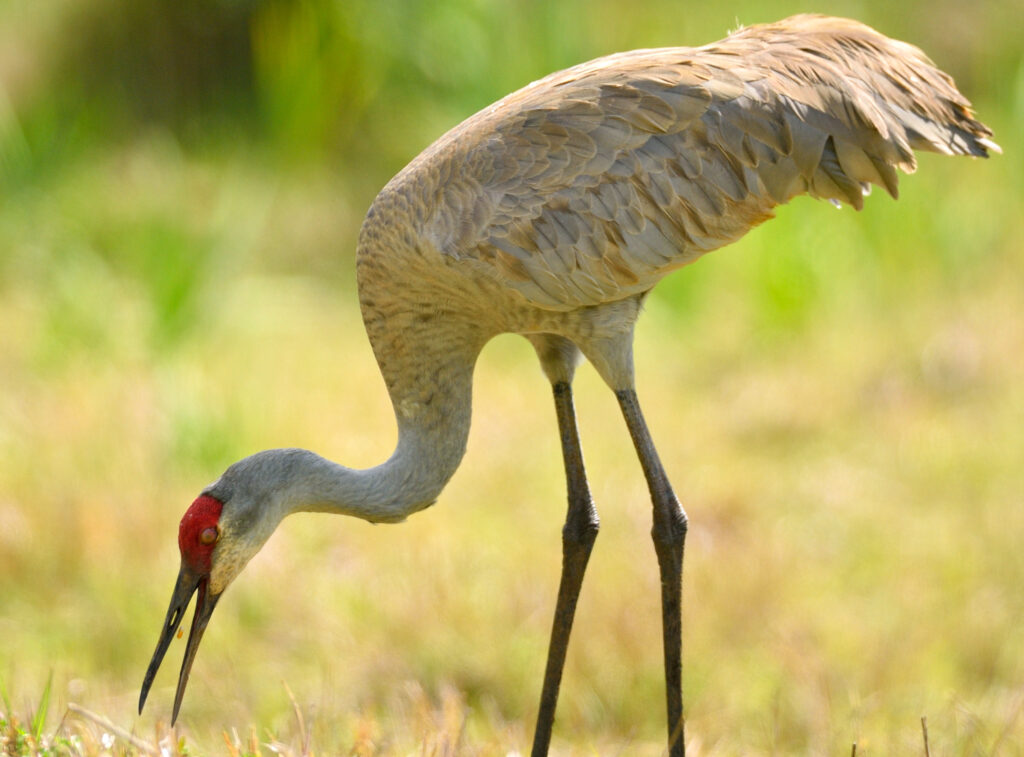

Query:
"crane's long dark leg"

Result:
[[531, 379, 599, 757], [617, 388, 687, 757]]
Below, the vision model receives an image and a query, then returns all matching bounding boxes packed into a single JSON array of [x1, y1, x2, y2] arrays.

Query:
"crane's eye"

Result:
[[199, 527, 219, 545]]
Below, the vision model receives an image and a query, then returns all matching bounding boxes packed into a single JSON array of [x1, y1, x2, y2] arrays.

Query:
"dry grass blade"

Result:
[[223, 729, 242, 757], [283, 682, 312, 757], [921, 716, 930, 757], [988, 689, 1024, 754], [67, 703, 160, 755]]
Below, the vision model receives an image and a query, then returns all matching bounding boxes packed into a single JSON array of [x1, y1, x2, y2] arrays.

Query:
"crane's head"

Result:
[[138, 475, 280, 724], [137, 493, 228, 724], [138, 449, 344, 722]]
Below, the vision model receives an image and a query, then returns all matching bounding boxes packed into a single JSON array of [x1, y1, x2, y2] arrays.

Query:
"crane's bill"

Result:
[[139, 563, 221, 723]]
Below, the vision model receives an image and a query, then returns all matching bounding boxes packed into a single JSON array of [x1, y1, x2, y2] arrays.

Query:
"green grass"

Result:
[[1, 1, 1023, 755]]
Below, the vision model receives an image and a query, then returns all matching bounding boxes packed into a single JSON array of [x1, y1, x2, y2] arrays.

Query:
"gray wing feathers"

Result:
[[424, 15, 995, 309]]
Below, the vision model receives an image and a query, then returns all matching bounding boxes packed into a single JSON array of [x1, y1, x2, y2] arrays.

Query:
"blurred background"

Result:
[[0, 0, 1021, 754]]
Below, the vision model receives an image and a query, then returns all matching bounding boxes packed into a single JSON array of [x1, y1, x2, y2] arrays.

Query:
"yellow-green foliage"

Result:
[[1, 1, 1021, 754]]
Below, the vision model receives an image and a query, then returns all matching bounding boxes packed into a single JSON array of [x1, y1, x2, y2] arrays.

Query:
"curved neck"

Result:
[[252, 308, 488, 524], [219, 209, 501, 525], [355, 323, 481, 521]]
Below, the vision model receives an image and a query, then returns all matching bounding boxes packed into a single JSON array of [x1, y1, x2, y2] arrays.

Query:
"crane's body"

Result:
[[139, 16, 996, 756]]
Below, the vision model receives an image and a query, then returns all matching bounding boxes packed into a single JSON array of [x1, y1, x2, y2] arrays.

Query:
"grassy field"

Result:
[[2, 1, 1022, 755]]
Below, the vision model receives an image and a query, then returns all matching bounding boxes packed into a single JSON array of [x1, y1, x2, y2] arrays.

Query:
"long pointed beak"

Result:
[[139, 563, 221, 723]]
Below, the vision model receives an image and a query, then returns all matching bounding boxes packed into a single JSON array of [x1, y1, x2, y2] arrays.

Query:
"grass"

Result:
[[2, 138, 1022, 755], [2, 2, 1023, 755]]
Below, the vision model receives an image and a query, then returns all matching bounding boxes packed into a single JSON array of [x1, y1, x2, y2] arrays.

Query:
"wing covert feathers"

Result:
[[392, 15, 997, 309]]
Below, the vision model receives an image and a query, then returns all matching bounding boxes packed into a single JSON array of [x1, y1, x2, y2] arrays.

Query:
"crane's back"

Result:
[[358, 14, 996, 317]]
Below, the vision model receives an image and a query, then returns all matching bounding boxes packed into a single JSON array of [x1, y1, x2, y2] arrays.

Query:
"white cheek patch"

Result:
[[206, 511, 281, 595], [208, 539, 255, 595]]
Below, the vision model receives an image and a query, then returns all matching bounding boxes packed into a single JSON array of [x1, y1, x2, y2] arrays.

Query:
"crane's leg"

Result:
[[531, 378, 599, 757], [617, 388, 687, 757]]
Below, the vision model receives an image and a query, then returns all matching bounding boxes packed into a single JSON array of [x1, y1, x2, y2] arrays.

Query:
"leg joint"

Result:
[[651, 506, 687, 548], [563, 500, 600, 547]]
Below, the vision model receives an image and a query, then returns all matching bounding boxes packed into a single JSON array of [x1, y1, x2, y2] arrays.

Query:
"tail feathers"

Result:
[[730, 15, 999, 208]]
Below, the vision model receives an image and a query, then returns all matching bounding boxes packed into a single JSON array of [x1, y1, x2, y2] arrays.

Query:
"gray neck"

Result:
[[243, 433, 461, 524], [211, 315, 486, 526], [302, 360, 478, 523]]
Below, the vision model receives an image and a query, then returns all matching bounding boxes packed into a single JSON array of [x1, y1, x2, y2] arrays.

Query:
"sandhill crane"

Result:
[[138, 15, 997, 756]]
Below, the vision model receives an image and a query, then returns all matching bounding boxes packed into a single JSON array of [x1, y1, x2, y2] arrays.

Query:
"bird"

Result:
[[138, 15, 997, 756]]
